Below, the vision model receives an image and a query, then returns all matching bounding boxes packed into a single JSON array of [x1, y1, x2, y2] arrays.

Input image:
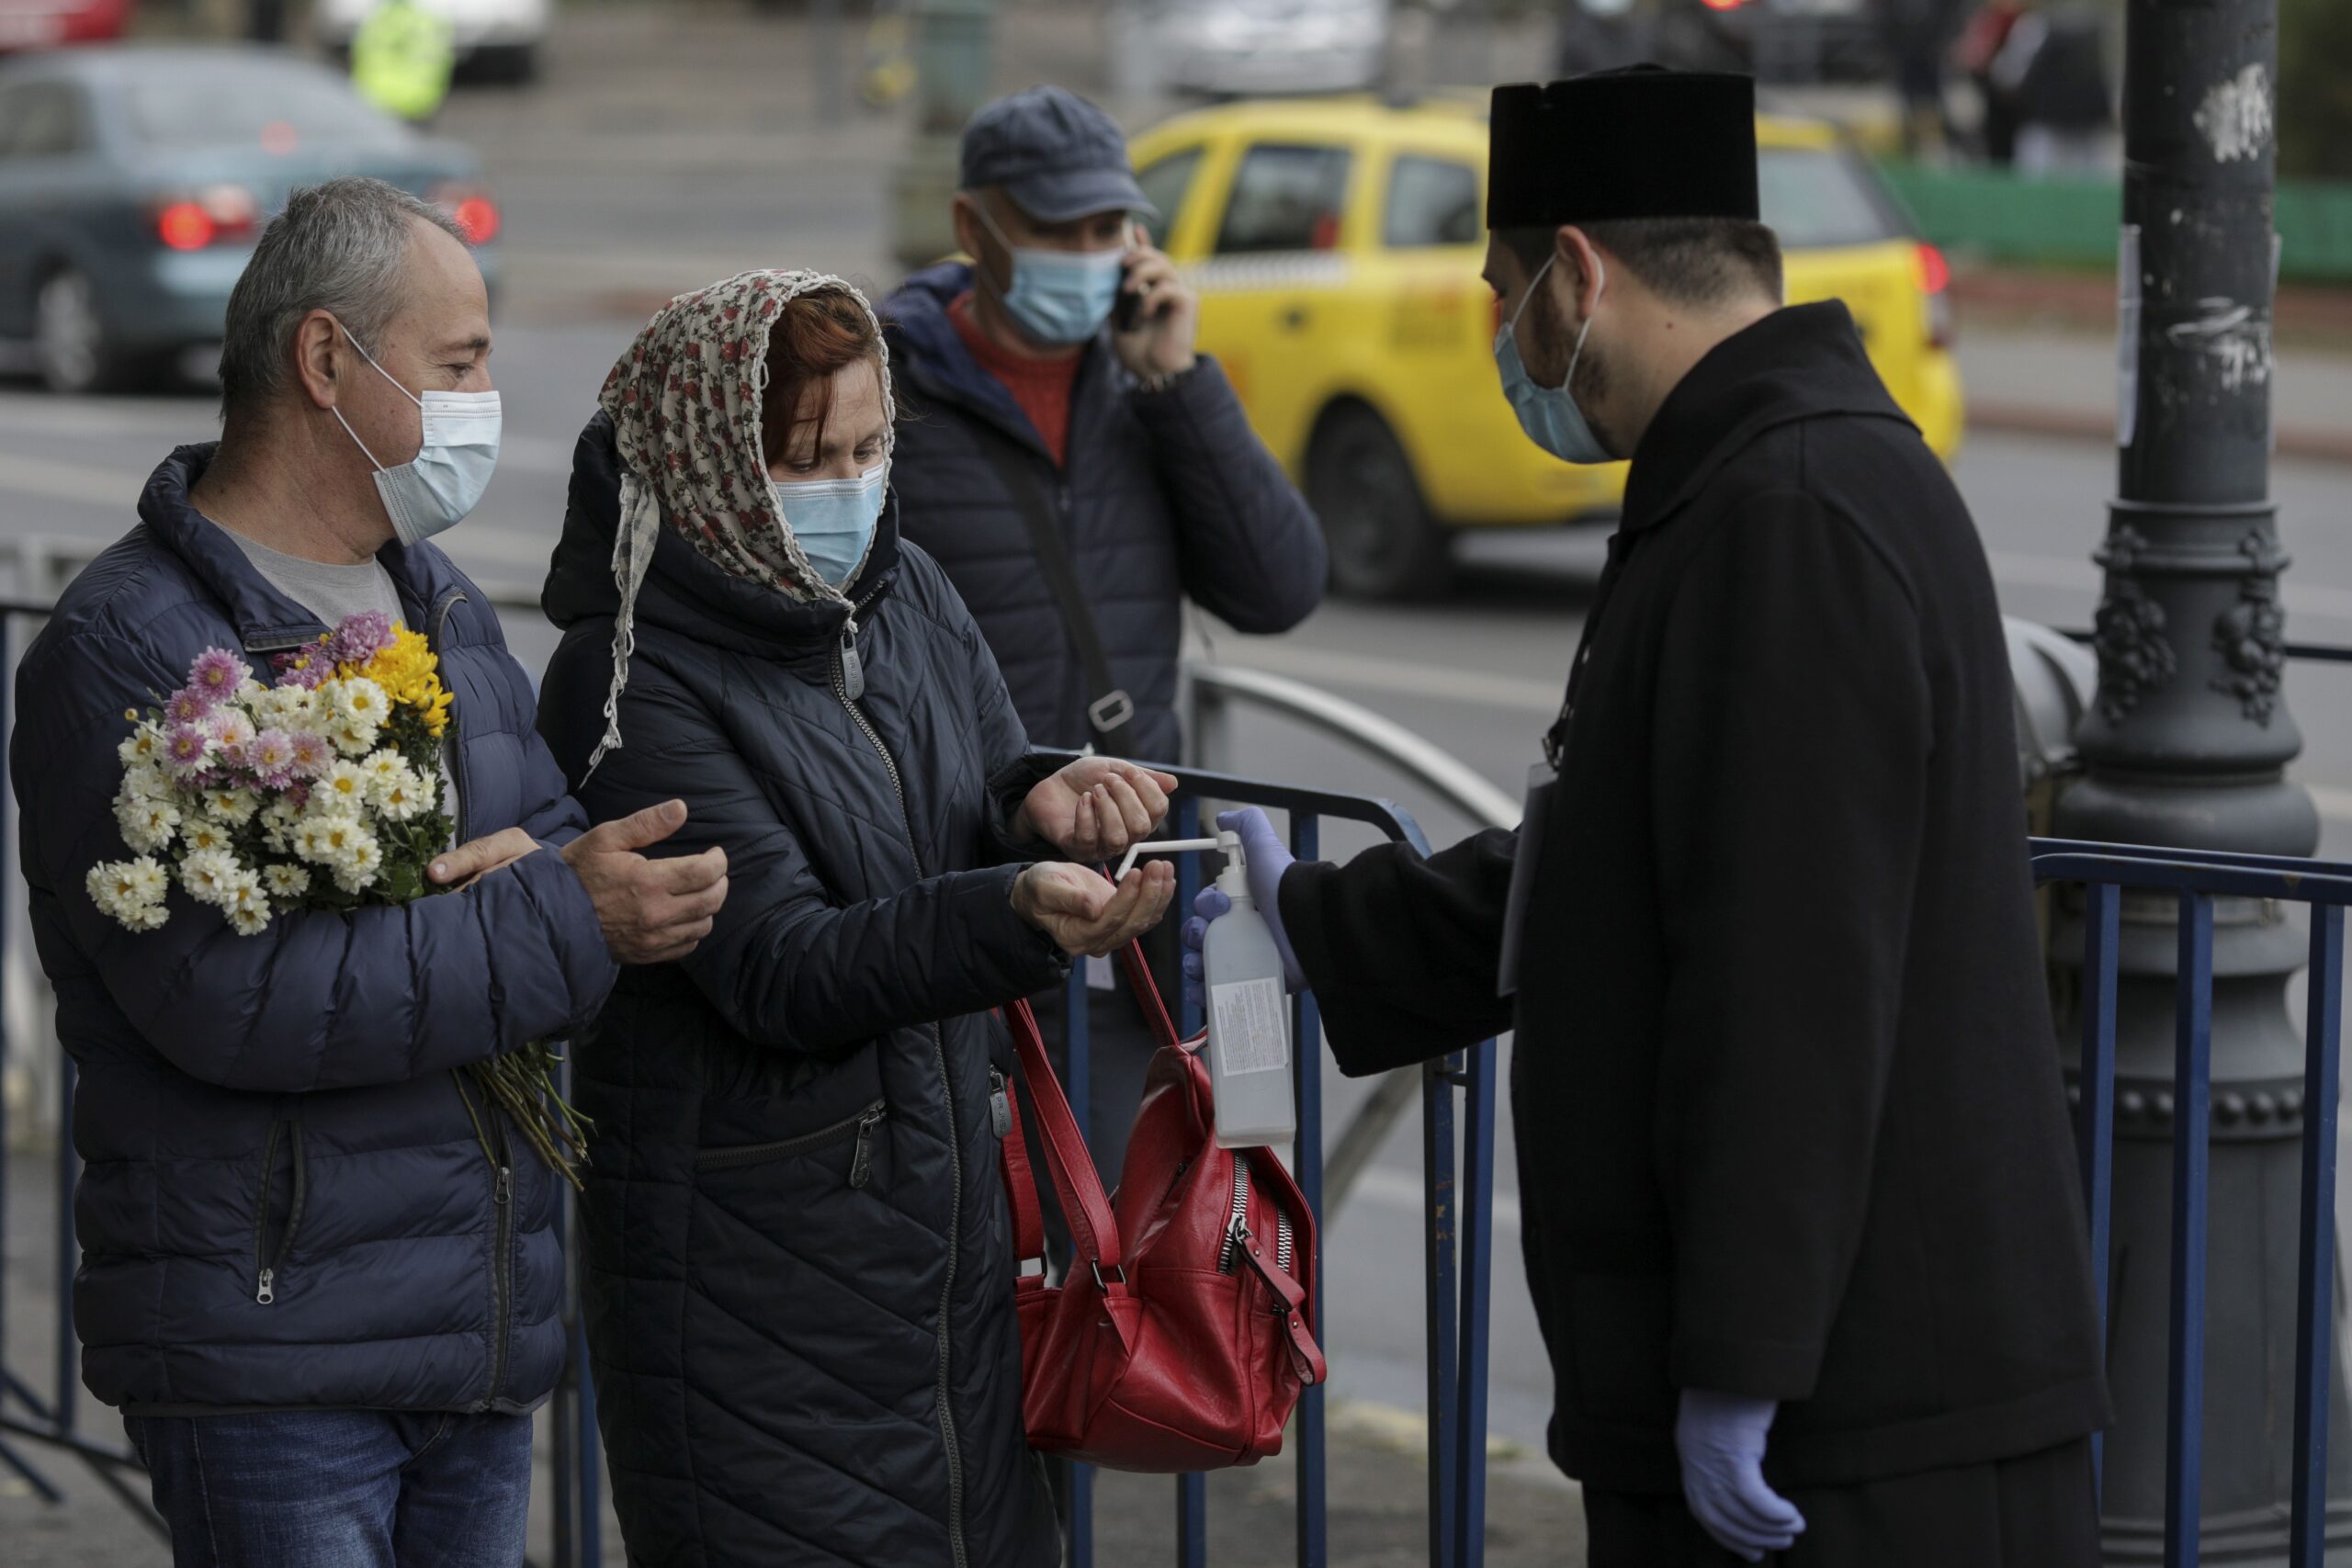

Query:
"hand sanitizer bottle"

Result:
[[1202, 829, 1296, 1148]]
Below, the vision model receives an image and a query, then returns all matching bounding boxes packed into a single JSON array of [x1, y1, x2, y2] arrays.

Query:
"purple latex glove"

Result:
[[1180, 807, 1303, 1012], [1675, 1390, 1805, 1561]]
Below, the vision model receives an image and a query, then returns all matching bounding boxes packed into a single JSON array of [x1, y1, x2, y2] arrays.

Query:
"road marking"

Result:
[[1216, 640, 1563, 715], [1988, 549, 2352, 629]]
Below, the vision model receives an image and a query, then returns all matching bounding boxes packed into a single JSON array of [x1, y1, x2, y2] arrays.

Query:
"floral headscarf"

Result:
[[585, 269, 896, 775]]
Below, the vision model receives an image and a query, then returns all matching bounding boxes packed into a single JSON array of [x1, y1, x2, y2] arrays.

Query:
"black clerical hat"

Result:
[[1487, 68, 1759, 230]]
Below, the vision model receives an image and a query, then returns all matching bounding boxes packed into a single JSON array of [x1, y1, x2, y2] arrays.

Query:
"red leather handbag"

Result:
[[999, 944, 1328, 1472]]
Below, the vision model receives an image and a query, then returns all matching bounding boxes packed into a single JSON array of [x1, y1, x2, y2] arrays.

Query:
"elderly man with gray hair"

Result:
[[10, 175, 728, 1567]]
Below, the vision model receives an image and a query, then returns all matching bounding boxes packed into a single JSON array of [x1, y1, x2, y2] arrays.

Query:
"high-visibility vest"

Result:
[[351, 0, 455, 124]]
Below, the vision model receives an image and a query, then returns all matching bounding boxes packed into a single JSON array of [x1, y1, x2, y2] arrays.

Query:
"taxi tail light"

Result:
[[1915, 242, 1955, 351], [155, 186, 259, 252], [435, 184, 503, 246]]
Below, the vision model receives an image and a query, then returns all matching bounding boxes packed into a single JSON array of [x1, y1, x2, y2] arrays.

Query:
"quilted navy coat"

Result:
[[12, 444, 618, 1416], [881, 262, 1326, 762], [537, 412, 1068, 1568]]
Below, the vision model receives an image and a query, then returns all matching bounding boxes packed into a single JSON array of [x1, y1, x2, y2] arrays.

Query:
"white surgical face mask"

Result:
[[973, 201, 1128, 346], [331, 326, 502, 547], [775, 463, 888, 587], [1493, 252, 1611, 466]]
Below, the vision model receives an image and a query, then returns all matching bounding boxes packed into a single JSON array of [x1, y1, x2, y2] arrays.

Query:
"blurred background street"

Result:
[[2, 0, 2349, 1561]]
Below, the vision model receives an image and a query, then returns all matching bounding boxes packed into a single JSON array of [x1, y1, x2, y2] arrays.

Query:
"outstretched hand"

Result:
[[1020, 757, 1178, 863], [1013, 860, 1175, 959]]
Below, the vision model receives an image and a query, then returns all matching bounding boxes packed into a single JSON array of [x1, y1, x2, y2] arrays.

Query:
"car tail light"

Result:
[[1913, 242, 1955, 350], [155, 186, 259, 251], [435, 185, 502, 245], [1701, 0, 1748, 11]]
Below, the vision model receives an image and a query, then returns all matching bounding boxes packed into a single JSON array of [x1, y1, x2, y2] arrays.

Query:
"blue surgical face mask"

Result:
[[332, 325, 502, 547], [775, 464, 887, 587], [1493, 252, 1611, 466], [974, 201, 1127, 346]]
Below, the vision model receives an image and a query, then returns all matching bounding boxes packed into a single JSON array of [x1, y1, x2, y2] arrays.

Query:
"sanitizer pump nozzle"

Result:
[[1110, 829, 1296, 1146]]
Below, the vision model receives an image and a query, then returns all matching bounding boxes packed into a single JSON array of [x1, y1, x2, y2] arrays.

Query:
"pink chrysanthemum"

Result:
[[210, 708, 256, 760], [188, 649, 251, 701], [285, 731, 334, 777], [164, 723, 213, 778], [271, 647, 331, 691], [164, 687, 214, 726], [245, 728, 297, 787], [328, 612, 394, 667]]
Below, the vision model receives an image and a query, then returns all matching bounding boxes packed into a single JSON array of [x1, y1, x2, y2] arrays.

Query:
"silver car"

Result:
[[1153, 0, 1389, 98], [0, 44, 499, 394]]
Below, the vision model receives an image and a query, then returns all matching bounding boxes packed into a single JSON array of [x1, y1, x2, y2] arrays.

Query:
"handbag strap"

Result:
[[971, 431, 1134, 748], [999, 1068, 1046, 1268], [1002, 997, 1125, 1280]]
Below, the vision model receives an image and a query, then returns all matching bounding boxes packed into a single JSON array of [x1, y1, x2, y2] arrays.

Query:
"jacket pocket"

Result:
[[695, 1100, 887, 1190], [250, 1112, 308, 1306]]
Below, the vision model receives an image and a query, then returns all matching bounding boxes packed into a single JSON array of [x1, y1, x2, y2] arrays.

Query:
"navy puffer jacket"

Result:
[[537, 413, 1067, 1568], [882, 263, 1326, 762], [12, 444, 617, 1416]]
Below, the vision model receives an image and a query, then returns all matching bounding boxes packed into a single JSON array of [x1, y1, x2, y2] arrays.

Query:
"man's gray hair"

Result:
[[217, 175, 469, 418]]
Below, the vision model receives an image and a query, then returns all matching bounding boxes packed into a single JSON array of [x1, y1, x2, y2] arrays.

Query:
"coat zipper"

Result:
[[695, 1100, 886, 1186], [426, 591, 470, 842], [830, 587, 969, 1568], [251, 1114, 305, 1304], [486, 1118, 514, 1407]]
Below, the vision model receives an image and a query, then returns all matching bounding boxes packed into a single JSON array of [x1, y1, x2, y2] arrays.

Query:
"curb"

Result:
[[1967, 400, 2352, 468]]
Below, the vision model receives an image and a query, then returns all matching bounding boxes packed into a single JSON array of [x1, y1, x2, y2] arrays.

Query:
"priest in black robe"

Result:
[[1184, 68, 2108, 1566]]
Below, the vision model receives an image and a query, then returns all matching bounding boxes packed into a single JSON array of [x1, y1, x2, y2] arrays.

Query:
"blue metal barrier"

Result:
[[1040, 762, 1502, 1568], [2031, 836, 2352, 1568]]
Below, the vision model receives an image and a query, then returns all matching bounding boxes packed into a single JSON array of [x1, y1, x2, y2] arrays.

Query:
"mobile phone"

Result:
[[1114, 261, 1144, 333]]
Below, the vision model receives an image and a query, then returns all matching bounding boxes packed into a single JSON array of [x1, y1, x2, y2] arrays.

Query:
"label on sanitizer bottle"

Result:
[[1211, 977, 1290, 1076]]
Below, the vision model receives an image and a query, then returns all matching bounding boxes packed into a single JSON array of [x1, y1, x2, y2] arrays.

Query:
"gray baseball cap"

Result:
[[959, 85, 1158, 224]]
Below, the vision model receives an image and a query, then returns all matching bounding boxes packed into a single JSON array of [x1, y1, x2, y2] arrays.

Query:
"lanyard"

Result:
[[1542, 528, 1635, 772]]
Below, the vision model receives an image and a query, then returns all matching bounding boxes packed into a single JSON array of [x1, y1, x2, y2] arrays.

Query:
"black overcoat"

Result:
[[1282, 303, 2108, 1495]]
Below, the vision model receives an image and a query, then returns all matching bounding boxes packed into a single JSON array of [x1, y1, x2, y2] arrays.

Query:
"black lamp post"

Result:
[[2052, 0, 2352, 1557]]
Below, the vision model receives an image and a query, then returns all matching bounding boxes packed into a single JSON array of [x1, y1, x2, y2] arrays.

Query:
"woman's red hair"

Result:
[[760, 287, 882, 468]]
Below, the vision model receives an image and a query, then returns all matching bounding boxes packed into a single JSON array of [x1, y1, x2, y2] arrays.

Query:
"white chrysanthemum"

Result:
[[332, 830, 383, 895], [86, 858, 170, 928], [237, 678, 269, 701], [360, 749, 405, 788], [306, 813, 372, 871], [329, 716, 381, 757], [258, 799, 302, 854], [251, 685, 315, 729], [180, 818, 232, 857], [330, 677, 389, 728], [312, 760, 372, 816], [263, 863, 311, 899], [374, 763, 434, 822], [116, 723, 166, 768], [116, 796, 180, 854], [178, 848, 241, 909], [206, 786, 261, 828], [119, 763, 173, 804], [219, 870, 270, 933]]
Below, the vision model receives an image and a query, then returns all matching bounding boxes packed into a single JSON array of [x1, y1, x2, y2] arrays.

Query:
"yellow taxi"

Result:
[[1131, 96, 1964, 597]]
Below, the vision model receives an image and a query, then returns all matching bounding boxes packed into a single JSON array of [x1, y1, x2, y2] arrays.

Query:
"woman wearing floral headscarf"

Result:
[[537, 271, 1178, 1566]]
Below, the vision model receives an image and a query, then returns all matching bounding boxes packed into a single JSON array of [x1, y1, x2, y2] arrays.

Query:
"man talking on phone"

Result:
[[882, 85, 1325, 1164]]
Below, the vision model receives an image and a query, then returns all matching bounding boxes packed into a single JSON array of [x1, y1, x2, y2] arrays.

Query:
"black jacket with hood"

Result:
[[538, 410, 1068, 1568]]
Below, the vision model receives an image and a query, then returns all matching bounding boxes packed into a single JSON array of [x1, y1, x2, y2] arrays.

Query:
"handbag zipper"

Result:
[[695, 1100, 888, 1186], [830, 585, 969, 1568], [1217, 1158, 1252, 1275]]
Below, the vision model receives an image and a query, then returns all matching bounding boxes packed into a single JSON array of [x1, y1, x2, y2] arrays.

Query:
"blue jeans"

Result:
[[123, 1409, 533, 1568]]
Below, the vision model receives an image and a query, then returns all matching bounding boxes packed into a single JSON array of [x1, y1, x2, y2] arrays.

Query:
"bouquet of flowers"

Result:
[[85, 611, 591, 1188]]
